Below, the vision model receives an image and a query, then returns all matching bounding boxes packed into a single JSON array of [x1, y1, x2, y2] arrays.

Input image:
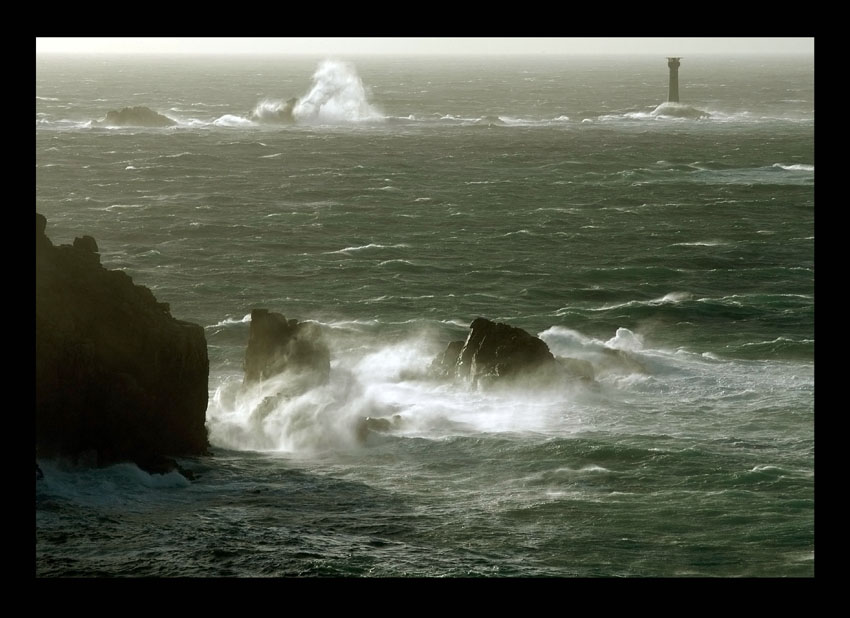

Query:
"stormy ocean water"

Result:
[[35, 54, 814, 577]]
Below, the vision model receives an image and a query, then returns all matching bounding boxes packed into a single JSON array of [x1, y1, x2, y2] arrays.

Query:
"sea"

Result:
[[35, 53, 814, 577]]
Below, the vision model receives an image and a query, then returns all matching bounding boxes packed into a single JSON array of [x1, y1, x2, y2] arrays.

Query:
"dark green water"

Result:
[[36, 54, 813, 577]]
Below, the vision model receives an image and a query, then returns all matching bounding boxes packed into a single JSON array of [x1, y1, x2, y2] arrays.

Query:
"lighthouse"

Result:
[[667, 57, 681, 103]]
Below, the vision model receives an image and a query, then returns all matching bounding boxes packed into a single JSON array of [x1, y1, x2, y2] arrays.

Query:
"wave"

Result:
[[600, 105, 767, 124], [202, 314, 813, 456], [672, 241, 730, 247], [685, 165, 815, 186], [772, 163, 814, 172], [213, 114, 255, 128], [251, 98, 297, 124], [206, 314, 253, 330], [293, 60, 383, 124], [35, 461, 190, 505], [324, 243, 410, 255], [651, 102, 710, 119]]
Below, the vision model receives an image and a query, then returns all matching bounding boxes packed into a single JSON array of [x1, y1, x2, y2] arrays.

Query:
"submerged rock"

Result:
[[243, 309, 330, 387], [98, 106, 177, 127], [433, 317, 562, 387], [36, 213, 209, 469]]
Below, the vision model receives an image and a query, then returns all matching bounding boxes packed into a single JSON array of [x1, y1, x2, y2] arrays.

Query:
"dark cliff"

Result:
[[36, 213, 209, 469]]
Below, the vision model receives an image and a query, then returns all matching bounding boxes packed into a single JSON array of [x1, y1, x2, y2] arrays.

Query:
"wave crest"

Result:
[[293, 60, 383, 123]]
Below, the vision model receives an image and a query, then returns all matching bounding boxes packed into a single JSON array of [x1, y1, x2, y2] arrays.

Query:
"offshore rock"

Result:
[[251, 97, 298, 123], [244, 309, 330, 387], [98, 106, 177, 127], [36, 213, 209, 469], [434, 317, 561, 387], [430, 340, 464, 379], [650, 102, 710, 120]]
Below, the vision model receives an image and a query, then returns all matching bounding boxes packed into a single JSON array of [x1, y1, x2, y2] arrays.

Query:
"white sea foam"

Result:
[[293, 60, 383, 124], [605, 327, 644, 352], [325, 243, 410, 255], [773, 163, 814, 172], [35, 461, 190, 506], [206, 327, 591, 453], [213, 114, 255, 127], [251, 99, 294, 122], [207, 314, 252, 330], [672, 240, 729, 247], [105, 203, 145, 212]]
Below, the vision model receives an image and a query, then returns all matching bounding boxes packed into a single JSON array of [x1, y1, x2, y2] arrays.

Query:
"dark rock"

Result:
[[557, 357, 596, 382], [355, 414, 404, 443], [252, 97, 298, 123], [99, 106, 177, 127], [244, 309, 330, 387], [36, 213, 209, 469], [429, 340, 464, 378], [73, 235, 98, 254], [434, 317, 561, 387], [135, 454, 195, 480]]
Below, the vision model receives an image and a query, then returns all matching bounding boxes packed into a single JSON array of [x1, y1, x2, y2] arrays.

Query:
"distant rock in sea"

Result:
[[36, 213, 208, 475], [97, 106, 177, 127]]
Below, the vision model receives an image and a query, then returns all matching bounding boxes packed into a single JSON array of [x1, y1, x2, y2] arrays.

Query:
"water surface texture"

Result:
[[36, 54, 814, 577]]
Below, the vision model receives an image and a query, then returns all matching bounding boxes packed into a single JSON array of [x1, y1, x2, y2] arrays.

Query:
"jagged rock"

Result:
[[99, 106, 177, 127], [73, 235, 98, 254], [434, 317, 561, 387], [243, 309, 330, 387], [36, 213, 209, 470], [430, 340, 464, 379]]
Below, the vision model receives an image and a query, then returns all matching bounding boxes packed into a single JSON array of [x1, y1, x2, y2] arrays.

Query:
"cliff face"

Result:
[[36, 213, 209, 467]]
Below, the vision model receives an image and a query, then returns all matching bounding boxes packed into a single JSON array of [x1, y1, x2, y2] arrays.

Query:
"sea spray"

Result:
[[293, 60, 383, 123], [205, 326, 609, 452]]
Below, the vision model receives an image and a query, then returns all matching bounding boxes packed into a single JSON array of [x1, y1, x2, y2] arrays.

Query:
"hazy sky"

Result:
[[36, 37, 813, 57]]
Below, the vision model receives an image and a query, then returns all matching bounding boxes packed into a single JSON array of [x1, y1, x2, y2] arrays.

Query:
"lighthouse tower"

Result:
[[667, 57, 681, 103]]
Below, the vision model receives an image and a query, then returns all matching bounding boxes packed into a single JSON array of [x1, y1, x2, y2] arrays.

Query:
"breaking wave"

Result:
[[293, 60, 383, 124]]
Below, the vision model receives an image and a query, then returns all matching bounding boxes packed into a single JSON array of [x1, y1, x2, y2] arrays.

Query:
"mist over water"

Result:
[[36, 54, 813, 577]]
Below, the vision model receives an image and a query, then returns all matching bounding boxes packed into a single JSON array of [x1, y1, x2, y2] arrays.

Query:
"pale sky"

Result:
[[36, 37, 813, 57]]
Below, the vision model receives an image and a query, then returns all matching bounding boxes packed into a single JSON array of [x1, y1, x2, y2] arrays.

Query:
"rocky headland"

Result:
[[36, 213, 208, 476]]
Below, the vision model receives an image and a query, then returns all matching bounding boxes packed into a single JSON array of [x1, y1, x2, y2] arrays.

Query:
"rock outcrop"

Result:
[[98, 106, 177, 127], [244, 309, 330, 387], [251, 98, 298, 123], [432, 317, 562, 387], [36, 213, 209, 471]]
